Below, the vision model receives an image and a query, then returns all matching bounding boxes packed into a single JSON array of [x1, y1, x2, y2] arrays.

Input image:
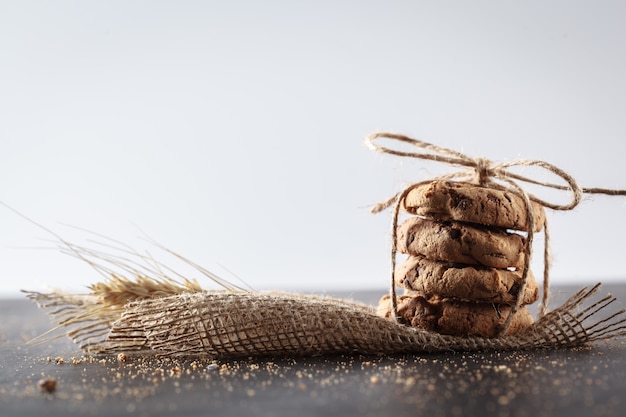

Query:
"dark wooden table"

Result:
[[1, 284, 625, 417]]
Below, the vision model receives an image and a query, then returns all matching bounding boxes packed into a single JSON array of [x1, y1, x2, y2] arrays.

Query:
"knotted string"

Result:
[[366, 132, 626, 335]]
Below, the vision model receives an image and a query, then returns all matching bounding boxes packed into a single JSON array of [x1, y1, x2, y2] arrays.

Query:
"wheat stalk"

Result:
[[89, 274, 203, 308], [5, 204, 244, 348]]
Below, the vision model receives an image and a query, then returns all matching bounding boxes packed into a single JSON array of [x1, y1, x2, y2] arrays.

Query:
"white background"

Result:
[[1, 0, 625, 297]]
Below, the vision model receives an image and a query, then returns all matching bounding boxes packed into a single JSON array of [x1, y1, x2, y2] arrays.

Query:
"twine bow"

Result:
[[366, 132, 626, 335]]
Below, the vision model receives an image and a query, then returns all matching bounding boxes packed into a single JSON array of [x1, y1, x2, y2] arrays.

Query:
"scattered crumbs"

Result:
[[497, 394, 510, 406], [219, 364, 229, 375], [4, 347, 619, 415], [37, 377, 57, 393], [404, 376, 416, 387]]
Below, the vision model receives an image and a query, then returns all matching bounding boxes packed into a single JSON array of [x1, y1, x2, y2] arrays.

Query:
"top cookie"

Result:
[[403, 181, 546, 232]]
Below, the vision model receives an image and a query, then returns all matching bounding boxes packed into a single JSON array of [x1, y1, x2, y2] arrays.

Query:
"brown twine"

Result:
[[365, 132, 626, 334]]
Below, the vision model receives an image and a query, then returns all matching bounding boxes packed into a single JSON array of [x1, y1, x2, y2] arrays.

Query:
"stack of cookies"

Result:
[[377, 180, 545, 337]]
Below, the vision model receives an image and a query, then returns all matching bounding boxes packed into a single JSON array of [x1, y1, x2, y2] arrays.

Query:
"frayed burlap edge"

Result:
[[26, 283, 626, 358]]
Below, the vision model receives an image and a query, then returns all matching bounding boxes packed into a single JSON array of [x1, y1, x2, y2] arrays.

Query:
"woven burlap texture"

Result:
[[26, 283, 626, 358]]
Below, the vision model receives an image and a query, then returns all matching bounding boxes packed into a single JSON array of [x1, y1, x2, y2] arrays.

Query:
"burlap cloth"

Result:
[[26, 283, 625, 358]]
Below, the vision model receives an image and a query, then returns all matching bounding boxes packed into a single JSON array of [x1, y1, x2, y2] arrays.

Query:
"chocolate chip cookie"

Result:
[[396, 217, 526, 269], [395, 255, 539, 305], [377, 292, 534, 337], [403, 180, 546, 232]]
